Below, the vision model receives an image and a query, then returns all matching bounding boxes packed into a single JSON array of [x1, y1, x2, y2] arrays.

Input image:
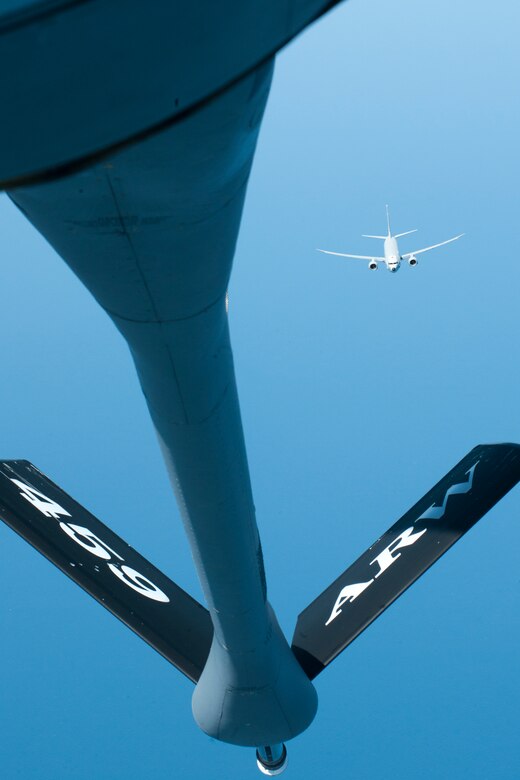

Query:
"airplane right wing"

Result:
[[401, 233, 464, 258], [317, 249, 385, 261]]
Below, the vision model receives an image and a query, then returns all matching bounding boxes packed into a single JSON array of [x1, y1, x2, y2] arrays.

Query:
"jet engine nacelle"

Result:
[[408, 255, 418, 266], [368, 259, 378, 270]]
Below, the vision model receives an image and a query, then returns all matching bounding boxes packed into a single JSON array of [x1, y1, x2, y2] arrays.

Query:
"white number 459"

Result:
[[10, 478, 170, 603]]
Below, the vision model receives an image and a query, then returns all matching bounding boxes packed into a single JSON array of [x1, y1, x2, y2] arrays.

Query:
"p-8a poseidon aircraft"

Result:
[[318, 206, 464, 273]]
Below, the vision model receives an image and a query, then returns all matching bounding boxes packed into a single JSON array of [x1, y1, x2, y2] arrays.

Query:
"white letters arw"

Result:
[[325, 580, 373, 625], [325, 526, 427, 626], [370, 526, 427, 578]]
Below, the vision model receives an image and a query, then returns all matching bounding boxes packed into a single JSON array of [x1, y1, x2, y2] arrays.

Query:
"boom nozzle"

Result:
[[256, 744, 288, 776]]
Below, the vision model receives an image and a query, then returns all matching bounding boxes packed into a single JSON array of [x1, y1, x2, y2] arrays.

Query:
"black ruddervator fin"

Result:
[[0, 460, 212, 683], [291, 443, 520, 679]]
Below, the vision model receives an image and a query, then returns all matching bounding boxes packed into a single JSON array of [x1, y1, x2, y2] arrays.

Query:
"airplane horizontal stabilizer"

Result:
[[291, 443, 520, 679], [0, 460, 212, 683]]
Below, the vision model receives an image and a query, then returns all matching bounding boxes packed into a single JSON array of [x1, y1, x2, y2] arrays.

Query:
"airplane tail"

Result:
[[362, 206, 417, 240], [361, 205, 394, 240], [1, 444, 519, 687], [393, 228, 418, 239]]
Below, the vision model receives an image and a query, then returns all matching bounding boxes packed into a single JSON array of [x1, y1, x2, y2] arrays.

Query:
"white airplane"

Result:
[[318, 206, 464, 273]]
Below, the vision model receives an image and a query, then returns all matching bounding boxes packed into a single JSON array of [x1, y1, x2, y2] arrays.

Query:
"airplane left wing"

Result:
[[317, 250, 385, 261], [402, 233, 464, 258]]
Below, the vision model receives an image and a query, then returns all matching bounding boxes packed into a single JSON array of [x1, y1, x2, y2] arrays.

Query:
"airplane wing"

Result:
[[402, 233, 464, 258], [317, 249, 385, 261]]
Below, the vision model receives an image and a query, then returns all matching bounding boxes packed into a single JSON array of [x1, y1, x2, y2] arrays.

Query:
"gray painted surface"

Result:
[[9, 60, 317, 746], [0, 0, 340, 186]]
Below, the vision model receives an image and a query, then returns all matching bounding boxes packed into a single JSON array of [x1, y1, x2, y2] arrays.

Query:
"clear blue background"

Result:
[[0, 0, 519, 777]]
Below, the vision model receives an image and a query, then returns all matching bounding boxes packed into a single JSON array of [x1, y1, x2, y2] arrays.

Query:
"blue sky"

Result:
[[1, 0, 519, 778]]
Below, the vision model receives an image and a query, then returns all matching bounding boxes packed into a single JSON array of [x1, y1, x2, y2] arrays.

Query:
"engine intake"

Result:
[[368, 260, 378, 270], [408, 255, 418, 266]]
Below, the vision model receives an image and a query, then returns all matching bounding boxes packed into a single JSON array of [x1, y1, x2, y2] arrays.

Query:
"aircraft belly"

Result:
[[8, 61, 317, 745], [0, 0, 342, 187]]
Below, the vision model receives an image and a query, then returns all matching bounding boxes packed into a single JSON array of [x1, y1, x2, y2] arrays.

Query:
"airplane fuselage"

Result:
[[383, 236, 401, 272]]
